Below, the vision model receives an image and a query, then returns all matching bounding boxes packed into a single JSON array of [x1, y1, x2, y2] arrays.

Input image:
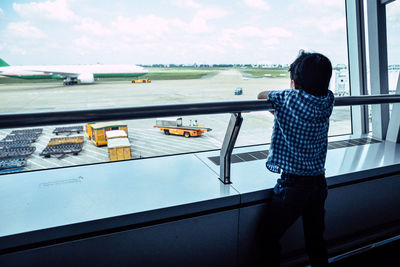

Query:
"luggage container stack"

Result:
[[106, 130, 132, 162], [0, 128, 42, 173]]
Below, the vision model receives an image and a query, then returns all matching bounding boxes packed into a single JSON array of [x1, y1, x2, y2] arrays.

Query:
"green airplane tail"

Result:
[[0, 58, 10, 67]]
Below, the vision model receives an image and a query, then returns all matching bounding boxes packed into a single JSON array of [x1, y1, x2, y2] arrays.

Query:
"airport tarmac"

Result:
[[0, 70, 351, 173]]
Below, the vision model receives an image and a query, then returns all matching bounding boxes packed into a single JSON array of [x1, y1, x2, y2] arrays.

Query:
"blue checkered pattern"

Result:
[[266, 89, 334, 175]]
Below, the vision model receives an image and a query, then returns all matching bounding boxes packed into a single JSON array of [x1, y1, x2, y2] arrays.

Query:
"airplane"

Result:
[[0, 58, 148, 85]]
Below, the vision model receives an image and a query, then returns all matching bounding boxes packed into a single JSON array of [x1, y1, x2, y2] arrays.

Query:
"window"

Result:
[[387, 0, 400, 94], [0, 0, 351, 174], [236, 0, 351, 145]]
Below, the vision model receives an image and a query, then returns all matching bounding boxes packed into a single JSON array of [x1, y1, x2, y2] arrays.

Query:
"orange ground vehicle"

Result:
[[131, 79, 151, 83], [153, 117, 211, 138]]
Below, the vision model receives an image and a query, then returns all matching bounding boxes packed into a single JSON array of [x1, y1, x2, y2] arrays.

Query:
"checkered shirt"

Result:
[[266, 89, 334, 175]]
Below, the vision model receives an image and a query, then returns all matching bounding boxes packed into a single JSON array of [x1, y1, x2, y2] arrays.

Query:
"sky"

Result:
[[0, 0, 398, 66]]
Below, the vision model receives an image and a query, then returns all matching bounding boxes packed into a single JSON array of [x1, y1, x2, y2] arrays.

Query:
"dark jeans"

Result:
[[258, 173, 328, 267]]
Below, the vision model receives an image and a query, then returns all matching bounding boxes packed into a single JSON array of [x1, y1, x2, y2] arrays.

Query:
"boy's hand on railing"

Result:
[[257, 91, 274, 115], [257, 90, 270, 100]]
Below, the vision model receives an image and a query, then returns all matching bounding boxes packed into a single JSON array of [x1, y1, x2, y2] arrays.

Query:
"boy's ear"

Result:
[[291, 80, 296, 89]]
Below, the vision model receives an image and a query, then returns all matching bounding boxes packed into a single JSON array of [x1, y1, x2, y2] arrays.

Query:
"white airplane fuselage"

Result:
[[0, 61, 148, 85]]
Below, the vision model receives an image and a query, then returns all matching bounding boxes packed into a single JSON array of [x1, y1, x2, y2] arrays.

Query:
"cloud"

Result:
[[234, 26, 265, 38], [266, 27, 292, 38], [263, 37, 280, 46], [0, 8, 4, 18], [10, 47, 27, 55], [73, 35, 105, 56], [170, 2, 228, 33], [243, 0, 270, 11], [74, 18, 112, 36], [71, 9, 229, 61], [221, 26, 291, 41], [196, 43, 226, 54], [7, 21, 47, 39], [111, 6, 227, 35], [305, 0, 344, 7], [0, 0, 353, 64], [171, 0, 201, 9], [111, 15, 185, 39], [230, 42, 245, 49], [189, 7, 228, 33], [13, 0, 79, 22], [74, 35, 91, 48], [303, 17, 346, 34], [217, 25, 290, 54], [196, 7, 228, 20]]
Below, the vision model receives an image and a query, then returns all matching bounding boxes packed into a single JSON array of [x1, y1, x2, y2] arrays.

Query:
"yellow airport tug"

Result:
[[131, 78, 151, 83], [154, 117, 212, 138]]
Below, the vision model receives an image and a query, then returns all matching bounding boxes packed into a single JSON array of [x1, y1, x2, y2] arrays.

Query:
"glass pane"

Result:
[[387, 1, 400, 94], [236, 0, 351, 146], [0, 0, 351, 174]]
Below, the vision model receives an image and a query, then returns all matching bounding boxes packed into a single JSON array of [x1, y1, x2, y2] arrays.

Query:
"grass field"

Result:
[[241, 68, 289, 77]]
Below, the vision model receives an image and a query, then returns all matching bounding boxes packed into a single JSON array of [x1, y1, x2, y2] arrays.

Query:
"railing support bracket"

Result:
[[219, 113, 243, 184]]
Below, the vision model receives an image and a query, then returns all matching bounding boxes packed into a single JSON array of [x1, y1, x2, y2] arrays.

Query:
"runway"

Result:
[[0, 70, 351, 173]]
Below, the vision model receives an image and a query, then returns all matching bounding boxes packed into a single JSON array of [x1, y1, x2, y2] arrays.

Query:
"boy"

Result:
[[257, 51, 334, 266]]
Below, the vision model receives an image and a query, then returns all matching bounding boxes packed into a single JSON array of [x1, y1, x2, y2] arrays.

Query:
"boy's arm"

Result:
[[257, 91, 274, 114]]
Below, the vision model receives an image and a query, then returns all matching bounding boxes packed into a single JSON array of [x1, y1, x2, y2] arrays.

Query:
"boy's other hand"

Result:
[[257, 90, 270, 99], [257, 91, 274, 115]]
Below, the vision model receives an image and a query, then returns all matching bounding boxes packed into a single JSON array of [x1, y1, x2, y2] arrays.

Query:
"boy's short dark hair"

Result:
[[289, 51, 332, 97]]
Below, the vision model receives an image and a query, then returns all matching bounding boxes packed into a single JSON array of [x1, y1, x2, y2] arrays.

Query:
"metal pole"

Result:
[[219, 113, 243, 184]]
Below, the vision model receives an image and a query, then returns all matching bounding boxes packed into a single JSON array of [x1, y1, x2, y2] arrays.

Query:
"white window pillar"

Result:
[[366, 0, 390, 139], [346, 0, 369, 135]]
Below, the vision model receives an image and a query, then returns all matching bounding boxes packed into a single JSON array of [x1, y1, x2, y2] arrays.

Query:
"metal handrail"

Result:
[[2, 94, 400, 184], [1, 94, 400, 129]]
